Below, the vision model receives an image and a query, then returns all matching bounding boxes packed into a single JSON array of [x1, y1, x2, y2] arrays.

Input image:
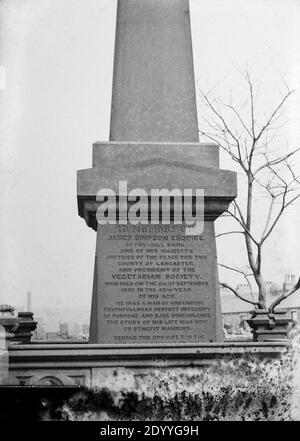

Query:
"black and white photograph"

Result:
[[0, 0, 300, 429]]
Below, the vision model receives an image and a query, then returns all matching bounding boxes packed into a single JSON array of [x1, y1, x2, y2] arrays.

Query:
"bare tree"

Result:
[[199, 72, 300, 310]]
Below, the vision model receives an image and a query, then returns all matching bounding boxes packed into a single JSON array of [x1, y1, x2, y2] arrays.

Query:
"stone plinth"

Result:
[[12, 312, 37, 344], [0, 310, 37, 344], [3, 341, 294, 421], [247, 309, 294, 342], [78, 141, 237, 343], [7, 341, 290, 387]]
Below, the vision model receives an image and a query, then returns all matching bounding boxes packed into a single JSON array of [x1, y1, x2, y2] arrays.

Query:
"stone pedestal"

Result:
[[0, 306, 19, 342], [247, 309, 294, 342], [0, 310, 37, 344], [78, 142, 236, 343], [12, 312, 37, 344]]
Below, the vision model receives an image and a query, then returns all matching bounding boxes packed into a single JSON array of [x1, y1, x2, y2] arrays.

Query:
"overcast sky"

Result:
[[0, 0, 300, 311]]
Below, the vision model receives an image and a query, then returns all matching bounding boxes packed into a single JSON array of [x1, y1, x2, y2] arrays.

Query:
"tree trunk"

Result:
[[255, 273, 267, 309]]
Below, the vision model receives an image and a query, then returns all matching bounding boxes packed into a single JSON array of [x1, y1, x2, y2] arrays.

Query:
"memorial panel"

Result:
[[95, 223, 219, 343]]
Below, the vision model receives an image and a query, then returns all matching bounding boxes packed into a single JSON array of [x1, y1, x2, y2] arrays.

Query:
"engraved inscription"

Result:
[[97, 224, 216, 343]]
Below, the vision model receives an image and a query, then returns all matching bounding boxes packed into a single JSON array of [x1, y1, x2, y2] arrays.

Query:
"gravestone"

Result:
[[77, 0, 237, 343]]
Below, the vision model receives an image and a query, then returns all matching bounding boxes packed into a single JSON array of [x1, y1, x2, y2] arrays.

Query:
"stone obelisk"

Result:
[[110, 0, 199, 143], [77, 0, 237, 344]]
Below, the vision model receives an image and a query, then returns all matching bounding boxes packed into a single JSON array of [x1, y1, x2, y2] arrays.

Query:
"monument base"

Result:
[[4, 341, 294, 420], [77, 141, 237, 345], [7, 341, 289, 387]]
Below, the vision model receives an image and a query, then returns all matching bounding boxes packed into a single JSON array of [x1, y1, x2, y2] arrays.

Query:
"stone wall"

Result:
[[5, 340, 300, 420], [62, 353, 295, 421]]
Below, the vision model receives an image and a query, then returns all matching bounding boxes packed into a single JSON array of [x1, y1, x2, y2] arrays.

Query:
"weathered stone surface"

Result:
[[77, 144, 237, 233], [77, 160, 236, 199], [110, 0, 199, 142], [4, 343, 294, 419], [92, 142, 219, 168], [7, 341, 290, 383], [89, 223, 223, 344]]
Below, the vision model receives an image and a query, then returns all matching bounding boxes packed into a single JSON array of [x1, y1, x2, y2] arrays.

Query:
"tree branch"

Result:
[[226, 208, 258, 246], [261, 191, 300, 245], [216, 231, 244, 238], [260, 196, 276, 242], [269, 277, 300, 312], [246, 71, 256, 141], [220, 282, 259, 306], [219, 263, 254, 299], [253, 148, 300, 176], [255, 89, 295, 143]]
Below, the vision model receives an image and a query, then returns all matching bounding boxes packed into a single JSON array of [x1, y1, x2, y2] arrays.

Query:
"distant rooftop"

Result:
[[221, 289, 300, 314]]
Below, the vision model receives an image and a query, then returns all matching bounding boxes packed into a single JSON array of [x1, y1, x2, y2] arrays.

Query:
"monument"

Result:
[[4, 0, 290, 401], [77, 0, 237, 344]]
